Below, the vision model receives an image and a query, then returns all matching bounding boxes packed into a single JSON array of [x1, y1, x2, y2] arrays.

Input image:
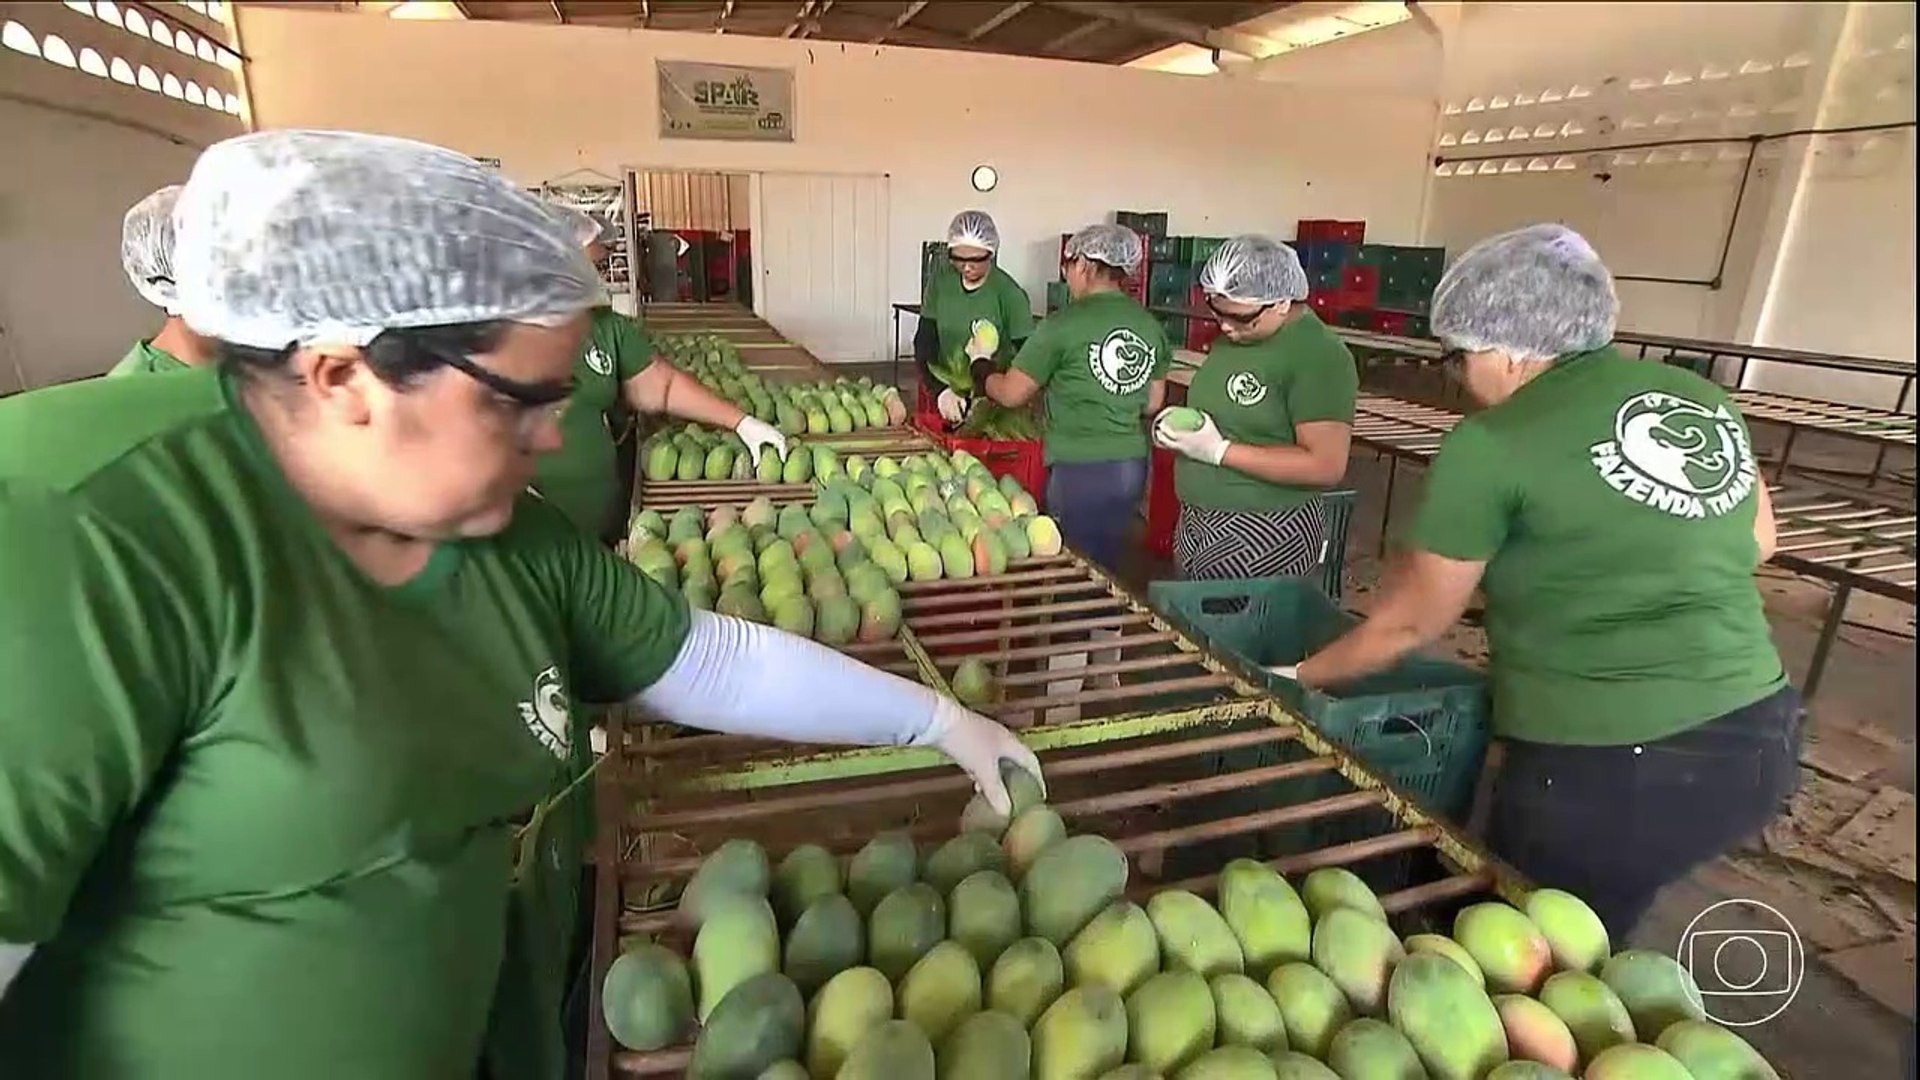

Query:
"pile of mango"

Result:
[[656, 332, 910, 435], [601, 769, 1784, 1080], [643, 423, 805, 484]]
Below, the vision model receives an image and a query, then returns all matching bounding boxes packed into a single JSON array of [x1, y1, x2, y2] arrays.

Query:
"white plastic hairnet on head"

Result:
[[123, 185, 183, 314], [946, 210, 999, 254], [1430, 224, 1618, 360], [1198, 235, 1308, 304], [1064, 224, 1143, 275], [174, 130, 602, 349], [551, 204, 605, 247]]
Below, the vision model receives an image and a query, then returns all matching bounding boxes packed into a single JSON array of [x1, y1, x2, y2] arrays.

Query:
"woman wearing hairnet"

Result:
[[107, 184, 213, 377], [1154, 236, 1357, 579], [917, 210, 1035, 425], [534, 205, 787, 542], [0, 130, 1041, 1080], [971, 224, 1171, 569], [1291, 224, 1796, 941]]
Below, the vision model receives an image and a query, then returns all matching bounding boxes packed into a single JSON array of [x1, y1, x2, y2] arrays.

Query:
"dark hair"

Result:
[[1086, 259, 1130, 286], [218, 321, 511, 389]]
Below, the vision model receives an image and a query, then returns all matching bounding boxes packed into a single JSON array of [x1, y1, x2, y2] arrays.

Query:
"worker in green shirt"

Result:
[[107, 184, 212, 377], [1154, 236, 1357, 579], [917, 210, 1035, 425], [536, 206, 788, 542], [972, 224, 1170, 570], [1291, 224, 1797, 941], [0, 129, 1042, 1080]]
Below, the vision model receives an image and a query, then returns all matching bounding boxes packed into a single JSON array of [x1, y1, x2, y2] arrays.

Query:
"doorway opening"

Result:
[[627, 169, 754, 308]]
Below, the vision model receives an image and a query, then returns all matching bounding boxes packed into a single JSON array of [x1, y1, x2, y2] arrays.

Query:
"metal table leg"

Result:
[[890, 307, 902, 389], [1378, 455, 1401, 557], [1803, 582, 1852, 700], [1771, 425, 1800, 483]]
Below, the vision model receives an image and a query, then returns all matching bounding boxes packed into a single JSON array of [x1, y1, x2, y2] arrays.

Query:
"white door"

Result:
[[754, 172, 889, 364]]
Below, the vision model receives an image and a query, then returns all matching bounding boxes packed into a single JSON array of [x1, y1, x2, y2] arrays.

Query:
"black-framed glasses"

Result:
[[428, 348, 574, 439], [949, 252, 992, 265], [1206, 297, 1275, 328]]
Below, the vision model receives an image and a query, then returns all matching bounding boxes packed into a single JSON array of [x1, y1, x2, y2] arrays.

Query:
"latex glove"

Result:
[[937, 388, 972, 424], [735, 416, 788, 466], [925, 697, 1045, 816], [1265, 664, 1301, 681], [1155, 410, 1230, 466], [964, 338, 996, 363]]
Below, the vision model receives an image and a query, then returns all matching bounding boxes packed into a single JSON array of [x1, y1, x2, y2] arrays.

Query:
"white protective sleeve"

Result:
[[636, 610, 949, 748], [1, 943, 32, 998]]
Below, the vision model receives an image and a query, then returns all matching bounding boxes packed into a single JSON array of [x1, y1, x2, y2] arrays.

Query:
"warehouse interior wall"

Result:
[[234, 5, 1437, 364], [1252, 1, 1915, 408], [0, 1, 246, 391]]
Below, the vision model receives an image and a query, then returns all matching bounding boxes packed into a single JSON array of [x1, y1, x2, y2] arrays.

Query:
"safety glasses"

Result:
[[949, 251, 992, 266], [1205, 297, 1274, 328], [434, 349, 574, 439]]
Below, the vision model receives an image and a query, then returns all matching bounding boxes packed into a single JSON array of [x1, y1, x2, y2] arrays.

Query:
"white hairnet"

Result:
[[1431, 224, 1618, 360], [1198, 235, 1308, 304], [174, 130, 602, 349], [122, 185, 183, 314], [550, 203, 605, 247], [947, 210, 999, 254], [1064, 224, 1143, 274]]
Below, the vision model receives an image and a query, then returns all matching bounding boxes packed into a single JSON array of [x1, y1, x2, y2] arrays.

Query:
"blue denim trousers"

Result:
[[1044, 457, 1149, 572]]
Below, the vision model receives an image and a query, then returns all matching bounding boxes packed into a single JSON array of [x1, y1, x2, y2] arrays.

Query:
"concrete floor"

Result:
[[858, 360, 1916, 1077]]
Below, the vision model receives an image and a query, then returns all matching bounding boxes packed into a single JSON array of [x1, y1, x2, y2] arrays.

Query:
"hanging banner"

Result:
[[658, 60, 794, 143], [534, 181, 632, 296]]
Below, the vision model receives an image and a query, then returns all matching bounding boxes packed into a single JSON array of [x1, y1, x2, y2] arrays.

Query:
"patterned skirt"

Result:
[[1174, 500, 1328, 580]]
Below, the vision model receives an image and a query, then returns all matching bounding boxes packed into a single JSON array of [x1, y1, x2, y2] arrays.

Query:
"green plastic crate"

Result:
[[1046, 280, 1071, 313], [1146, 575, 1489, 826], [1181, 237, 1227, 266], [1160, 315, 1188, 343]]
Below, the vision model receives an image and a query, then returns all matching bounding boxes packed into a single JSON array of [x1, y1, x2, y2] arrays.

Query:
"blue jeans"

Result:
[[1045, 457, 1149, 572]]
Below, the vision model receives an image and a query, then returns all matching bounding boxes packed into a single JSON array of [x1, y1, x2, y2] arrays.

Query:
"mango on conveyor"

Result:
[[1266, 962, 1352, 1061], [1599, 949, 1707, 1043], [1209, 973, 1287, 1053], [924, 832, 1008, 894], [784, 893, 863, 995], [1217, 858, 1312, 978], [1298, 867, 1386, 925], [1403, 933, 1484, 988], [1654, 1020, 1782, 1080], [694, 897, 780, 1021], [1524, 888, 1610, 975], [1453, 902, 1552, 995], [1492, 994, 1579, 1074], [1174, 1047, 1276, 1080], [847, 831, 918, 917], [1148, 889, 1245, 978], [1269, 1053, 1339, 1080], [1310, 906, 1404, 1016], [679, 838, 771, 928], [1582, 1044, 1695, 1080], [1064, 901, 1160, 996], [1033, 985, 1129, 1080], [600, 943, 693, 1052], [688, 972, 804, 1080], [898, 941, 983, 1042], [836, 1020, 935, 1080], [1385, 953, 1507, 1080], [1004, 805, 1068, 880], [948, 870, 1022, 970], [1325, 1018, 1424, 1080], [1538, 970, 1635, 1065], [1022, 835, 1129, 947], [937, 1010, 1031, 1080], [805, 967, 893, 1079], [869, 882, 946, 981], [986, 937, 1064, 1026]]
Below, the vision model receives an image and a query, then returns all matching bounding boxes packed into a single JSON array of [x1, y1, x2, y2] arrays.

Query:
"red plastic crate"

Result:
[[914, 380, 945, 434], [1343, 265, 1380, 299], [1188, 284, 1208, 310], [1297, 219, 1367, 244], [1186, 318, 1221, 353], [1146, 445, 1180, 559], [1370, 311, 1412, 336]]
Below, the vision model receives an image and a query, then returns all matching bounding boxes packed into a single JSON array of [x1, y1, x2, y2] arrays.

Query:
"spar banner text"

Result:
[[658, 60, 795, 143]]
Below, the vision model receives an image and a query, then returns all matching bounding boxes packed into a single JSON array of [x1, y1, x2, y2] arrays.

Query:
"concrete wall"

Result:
[[233, 6, 1439, 321]]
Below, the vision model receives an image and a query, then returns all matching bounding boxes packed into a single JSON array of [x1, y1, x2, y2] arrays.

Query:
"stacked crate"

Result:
[[918, 240, 947, 299], [1294, 221, 1444, 338], [1155, 234, 1227, 351]]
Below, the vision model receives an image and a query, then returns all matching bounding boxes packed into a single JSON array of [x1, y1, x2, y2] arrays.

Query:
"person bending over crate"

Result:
[[0, 130, 1042, 1080], [534, 205, 788, 544], [1286, 223, 1798, 943], [1152, 236, 1358, 581]]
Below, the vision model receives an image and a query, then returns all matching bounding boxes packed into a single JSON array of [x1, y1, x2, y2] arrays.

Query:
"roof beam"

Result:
[[1040, 13, 1109, 55], [965, 1, 1031, 42], [639, 0, 649, 29], [1041, 1, 1275, 58], [871, 0, 927, 45], [781, 0, 816, 38], [714, 0, 734, 33], [549, 0, 565, 23], [796, 0, 835, 39]]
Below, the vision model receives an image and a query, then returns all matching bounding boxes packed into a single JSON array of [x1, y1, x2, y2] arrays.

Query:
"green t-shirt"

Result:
[[532, 306, 656, 534], [922, 264, 1034, 362], [105, 339, 186, 378], [0, 366, 691, 1078], [1408, 347, 1784, 747], [1176, 309, 1358, 511], [1012, 290, 1171, 464]]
